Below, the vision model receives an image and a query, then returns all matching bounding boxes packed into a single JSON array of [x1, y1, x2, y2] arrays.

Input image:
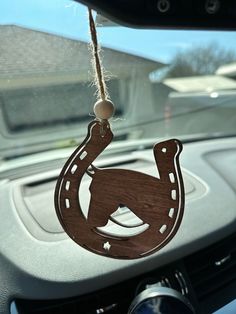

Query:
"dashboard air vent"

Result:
[[184, 233, 236, 306], [13, 278, 137, 314]]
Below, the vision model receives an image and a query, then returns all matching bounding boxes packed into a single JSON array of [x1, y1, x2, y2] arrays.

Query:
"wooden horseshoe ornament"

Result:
[[54, 10, 185, 259], [54, 117, 185, 259]]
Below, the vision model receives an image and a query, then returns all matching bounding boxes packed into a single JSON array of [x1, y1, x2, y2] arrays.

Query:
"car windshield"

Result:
[[1, 0, 236, 158]]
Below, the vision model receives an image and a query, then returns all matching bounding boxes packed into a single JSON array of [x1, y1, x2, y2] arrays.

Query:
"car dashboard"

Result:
[[0, 136, 236, 314]]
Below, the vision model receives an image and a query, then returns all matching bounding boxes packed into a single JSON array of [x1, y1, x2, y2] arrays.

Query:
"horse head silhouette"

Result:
[[55, 121, 184, 259], [87, 139, 182, 228]]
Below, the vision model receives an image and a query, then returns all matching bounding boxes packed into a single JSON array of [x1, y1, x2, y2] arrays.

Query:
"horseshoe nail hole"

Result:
[[103, 241, 111, 251], [159, 224, 167, 234], [171, 190, 177, 200], [169, 208, 175, 218], [169, 172, 175, 183], [65, 181, 70, 191], [80, 151, 87, 160], [65, 198, 70, 209], [162, 147, 167, 153], [71, 164, 78, 174]]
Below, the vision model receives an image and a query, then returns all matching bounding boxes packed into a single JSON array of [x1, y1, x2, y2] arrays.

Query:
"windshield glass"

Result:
[[1, 0, 236, 158]]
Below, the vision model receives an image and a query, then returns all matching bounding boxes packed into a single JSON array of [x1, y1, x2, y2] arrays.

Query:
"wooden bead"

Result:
[[93, 99, 115, 120]]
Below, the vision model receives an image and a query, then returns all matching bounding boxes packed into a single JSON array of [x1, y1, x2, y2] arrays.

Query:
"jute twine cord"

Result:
[[88, 8, 108, 101]]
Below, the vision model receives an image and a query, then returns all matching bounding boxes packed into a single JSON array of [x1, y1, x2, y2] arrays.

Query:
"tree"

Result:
[[164, 42, 236, 78]]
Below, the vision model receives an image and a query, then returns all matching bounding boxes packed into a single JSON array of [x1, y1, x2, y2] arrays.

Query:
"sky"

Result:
[[1, 0, 236, 63]]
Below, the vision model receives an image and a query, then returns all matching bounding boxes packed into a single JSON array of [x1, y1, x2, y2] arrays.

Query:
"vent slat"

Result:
[[14, 276, 135, 314], [185, 233, 236, 302], [191, 253, 236, 287], [197, 266, 236, 300], [187, 243, 236, 276]]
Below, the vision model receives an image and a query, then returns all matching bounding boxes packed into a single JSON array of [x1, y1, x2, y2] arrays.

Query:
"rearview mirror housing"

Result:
[[76, 0, 236, 30]]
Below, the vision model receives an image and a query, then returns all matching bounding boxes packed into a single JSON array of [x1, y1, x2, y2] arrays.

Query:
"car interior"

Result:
[[1, 0, 236, 313]]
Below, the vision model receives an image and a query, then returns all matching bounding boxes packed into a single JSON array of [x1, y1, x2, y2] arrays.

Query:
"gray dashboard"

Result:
[[0, 137, 236, 314]]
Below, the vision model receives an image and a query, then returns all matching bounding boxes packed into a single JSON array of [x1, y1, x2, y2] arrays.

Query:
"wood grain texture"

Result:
[[54, 120, 185, 259]]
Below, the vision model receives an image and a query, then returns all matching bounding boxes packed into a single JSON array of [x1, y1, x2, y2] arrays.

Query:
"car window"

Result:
[[0, 0, 236, 159]]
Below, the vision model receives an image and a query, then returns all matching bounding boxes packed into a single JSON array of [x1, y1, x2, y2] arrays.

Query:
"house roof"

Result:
[[0, 25, 164, 89], [216, 62, 236, 77], [164, 75, 236, 93]]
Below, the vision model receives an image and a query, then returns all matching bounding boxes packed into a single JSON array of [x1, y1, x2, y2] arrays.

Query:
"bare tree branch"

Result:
[[164, 42, 236, 78]]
